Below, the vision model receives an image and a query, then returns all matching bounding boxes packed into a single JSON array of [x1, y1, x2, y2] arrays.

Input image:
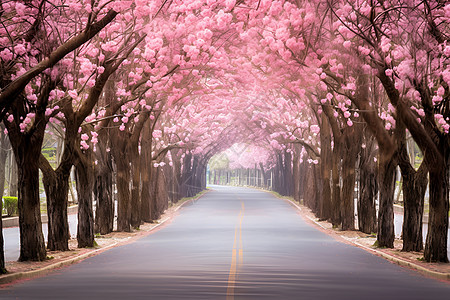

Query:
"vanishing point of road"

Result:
[[0, 186, 449, 299]]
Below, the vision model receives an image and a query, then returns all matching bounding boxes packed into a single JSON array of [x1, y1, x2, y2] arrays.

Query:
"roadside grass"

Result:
[[169, 189, 210, 208]]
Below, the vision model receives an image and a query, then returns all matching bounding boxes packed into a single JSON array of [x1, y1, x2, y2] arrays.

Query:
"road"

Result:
[[0, 186, 449, 299]]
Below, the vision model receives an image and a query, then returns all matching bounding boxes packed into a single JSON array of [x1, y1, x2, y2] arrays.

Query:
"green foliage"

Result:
[[208, 153, 230, 170], [2, 196, 18, 217], [0, 266, 7, 275], [41, 147, 56, 160]]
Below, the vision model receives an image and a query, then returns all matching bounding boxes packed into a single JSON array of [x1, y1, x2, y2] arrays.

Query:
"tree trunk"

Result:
[[94, 153, 114, 234], [331, 139, 342, 227], [17, 153, 46, 261], [115, 155, 131, 232], [341, 127, 359, 231], [376, 150, 397, 248], [140, 142, 152, 222], [130, 145, 141, 229], [401, 165, 427, 251], [0, 131, 9, 273], [180, 153, 192, 198], [358, 157, 378, 234], [358, 130, 378, 234], [75, 155, 95, 248], [304, 165, 317, 212], [41, 166, 70, 251], [312, 164, 322, 214], [292, 153, 300, 202], [284, 151, 293, 197], [320, 114, 332, 221], [8, 152, 18, 197], [395, 123, 428, 252], [424, 166, 449, 262]]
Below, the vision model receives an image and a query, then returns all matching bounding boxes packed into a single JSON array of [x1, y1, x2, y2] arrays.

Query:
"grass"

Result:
[[170, 189, 210, 208]]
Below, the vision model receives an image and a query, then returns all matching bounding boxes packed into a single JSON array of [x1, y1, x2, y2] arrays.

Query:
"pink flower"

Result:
[[68, 90, 78, 98], [153, 130, 162, 139], [80, 141, 89, 150], [310, 125, 320, 134]]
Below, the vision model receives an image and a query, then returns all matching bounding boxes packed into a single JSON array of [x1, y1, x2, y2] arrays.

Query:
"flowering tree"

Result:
[[0, 0, 118, 260]]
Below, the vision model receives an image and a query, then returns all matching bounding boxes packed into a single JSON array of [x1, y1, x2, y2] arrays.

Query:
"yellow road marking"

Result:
[[227, 202, 245, 300]]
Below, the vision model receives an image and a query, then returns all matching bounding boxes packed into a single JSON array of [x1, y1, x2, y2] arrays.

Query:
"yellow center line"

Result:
[[227, 202, 245, 300]]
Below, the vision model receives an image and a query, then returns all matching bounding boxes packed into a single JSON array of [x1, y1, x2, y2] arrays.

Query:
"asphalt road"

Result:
[[0, 185, 449, 299]]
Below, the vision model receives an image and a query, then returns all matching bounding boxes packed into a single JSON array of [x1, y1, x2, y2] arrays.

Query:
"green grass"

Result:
[[170, 189, 210, 208]]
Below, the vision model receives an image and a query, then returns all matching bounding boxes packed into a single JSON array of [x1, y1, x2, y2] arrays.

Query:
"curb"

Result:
[[2, 206, 78, 228], [0, 192, 209, 285], [0, 241, 119, 285], [279, 195, 450, 282]]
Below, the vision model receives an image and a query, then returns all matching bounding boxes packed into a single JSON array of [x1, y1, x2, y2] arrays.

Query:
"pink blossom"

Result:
[[68, 90, 78, 98], [81, 133, 89, 141], [80, 141, 89, 150], [310, 125, 320, 134], [0, 49, 13, 61], [14, 44, 26, 56], [119, 124, 125, 131]]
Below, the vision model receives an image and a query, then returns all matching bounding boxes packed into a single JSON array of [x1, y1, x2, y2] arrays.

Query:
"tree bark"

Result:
[[331, 138, 342, 227], [39, 123, 78, 252], [140, 125, 153, 222], [0, 131, 9, 273], [17, 155, 46, 261], [94, 150, 114, 235], [130, 144, 141, 229], [320, 113, 332, 221], [401, 164, 427, 251], [8, 152, 17, 197], [75, 152, 95, 248], [357, 129, 378, 234], [376, 149, 397, 248], [424, 166, 449, 262], [341, 126, 360, 231], [114, 153, 131, 232], [395, 122, 428, 252], [40, 158, 70, 251]]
